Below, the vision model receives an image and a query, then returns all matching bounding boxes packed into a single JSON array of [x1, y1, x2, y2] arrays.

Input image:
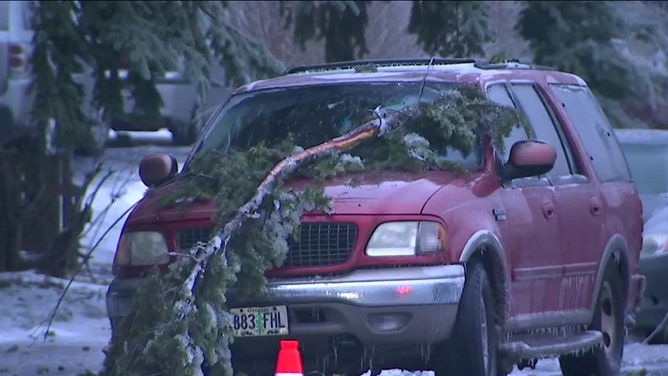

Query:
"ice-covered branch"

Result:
[[180, 105, 416, 296]]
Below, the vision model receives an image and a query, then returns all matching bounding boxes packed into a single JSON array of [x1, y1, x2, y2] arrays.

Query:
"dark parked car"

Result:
[[616, 128, 668, 343], [106, 59, 645, 376]]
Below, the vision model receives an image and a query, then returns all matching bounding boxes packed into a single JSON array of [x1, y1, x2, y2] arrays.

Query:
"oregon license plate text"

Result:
[[231, 305, 289, 337]]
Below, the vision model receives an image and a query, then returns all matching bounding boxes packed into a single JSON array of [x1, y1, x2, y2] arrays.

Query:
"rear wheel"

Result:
[[432, 261, 498, 376], [559, 262, 624, 376], [171, 119, 202, 146], [76, 109, 110, 157]]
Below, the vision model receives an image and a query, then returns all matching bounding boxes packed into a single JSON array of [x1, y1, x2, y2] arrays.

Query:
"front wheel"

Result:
[[559, 262, 624, 376], [431, 261, 498, 376]]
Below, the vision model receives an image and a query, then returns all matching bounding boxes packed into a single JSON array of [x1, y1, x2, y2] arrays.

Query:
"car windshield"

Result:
[[190, 81, 482, 170], [620, 143, 668, 195]]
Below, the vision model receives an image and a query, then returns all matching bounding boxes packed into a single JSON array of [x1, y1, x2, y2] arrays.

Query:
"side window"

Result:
[[550, 84, 631, 182], [509, 83, 572, 177], [486, 84, 528, 162]]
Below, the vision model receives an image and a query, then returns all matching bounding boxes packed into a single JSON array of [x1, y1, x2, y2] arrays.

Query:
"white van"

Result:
[[1, 1, 231, 152]]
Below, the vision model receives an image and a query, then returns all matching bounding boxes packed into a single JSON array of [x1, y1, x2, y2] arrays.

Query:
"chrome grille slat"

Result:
[[176, 223, 357, 267]]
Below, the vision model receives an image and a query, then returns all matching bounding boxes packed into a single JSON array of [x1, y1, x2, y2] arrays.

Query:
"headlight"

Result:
[[641, 233, 668, 255], [115, 231, 170, 266], [366, 221, 447, 257]]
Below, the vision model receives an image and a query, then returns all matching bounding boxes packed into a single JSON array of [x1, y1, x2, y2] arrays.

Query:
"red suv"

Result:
[[106, 59, 645, 376]]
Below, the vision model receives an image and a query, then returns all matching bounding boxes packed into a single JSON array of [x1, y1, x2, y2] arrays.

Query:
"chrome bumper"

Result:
[[259, 264, 465, 306], [107, 264, 466, 347]]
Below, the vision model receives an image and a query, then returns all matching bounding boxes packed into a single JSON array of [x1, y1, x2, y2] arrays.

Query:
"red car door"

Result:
[[486, 83, 565, 317], [548, 84, 636, 311]]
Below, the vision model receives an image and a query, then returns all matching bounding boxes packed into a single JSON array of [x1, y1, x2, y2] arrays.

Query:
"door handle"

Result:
[[543, 200, 556, 219], [590, 197, 603, 216]]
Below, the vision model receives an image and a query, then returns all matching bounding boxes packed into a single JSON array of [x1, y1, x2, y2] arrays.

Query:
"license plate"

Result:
[[230, 305, 289, 337]]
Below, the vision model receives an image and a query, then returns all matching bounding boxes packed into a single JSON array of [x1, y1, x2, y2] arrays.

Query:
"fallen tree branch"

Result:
[[132, 106, 418, 371], [183, 105, 416, 296]]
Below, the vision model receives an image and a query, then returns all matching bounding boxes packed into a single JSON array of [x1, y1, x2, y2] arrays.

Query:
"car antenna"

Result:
[[376, 57, 434, 134], [417, 57, 435, 101]]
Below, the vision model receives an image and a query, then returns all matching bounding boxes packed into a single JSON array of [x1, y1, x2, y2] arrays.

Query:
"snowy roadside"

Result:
[[0, 271, 109, 376], [2, 267, 668, 376], [1, 139, 668, 376]]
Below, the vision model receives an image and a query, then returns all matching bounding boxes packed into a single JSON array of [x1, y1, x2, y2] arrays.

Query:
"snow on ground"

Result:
[[1, 133, 668, 376]]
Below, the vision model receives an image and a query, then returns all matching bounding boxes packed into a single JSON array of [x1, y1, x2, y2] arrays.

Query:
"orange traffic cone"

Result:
[[275, 340, 304, 376]]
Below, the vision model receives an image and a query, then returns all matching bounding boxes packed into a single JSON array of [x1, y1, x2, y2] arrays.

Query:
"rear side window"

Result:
[[509, 83, 573, 177], [0, 2, 8, 30], [551, 84, 631, 182]]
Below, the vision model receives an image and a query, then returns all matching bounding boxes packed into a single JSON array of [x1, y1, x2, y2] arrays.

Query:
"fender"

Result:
[[588, 234, 630, 322], [459, 229, 510, 325]]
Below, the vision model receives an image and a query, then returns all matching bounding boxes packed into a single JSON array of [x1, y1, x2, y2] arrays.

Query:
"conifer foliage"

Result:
[[408, 1, 493, 58], [515, 1, 653, 103], [280, 1, 369, 63], [29, 1, 284, 150]]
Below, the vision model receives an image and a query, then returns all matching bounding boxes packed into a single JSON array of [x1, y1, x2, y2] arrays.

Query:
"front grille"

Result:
[[176, 226, 212, 251], [176, 223, 357, 267], [287, 223, 357, 267]]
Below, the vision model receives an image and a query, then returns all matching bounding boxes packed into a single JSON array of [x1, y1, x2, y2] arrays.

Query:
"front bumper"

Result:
[[635, 253, 668, 329], [106, 264, 465, 353]]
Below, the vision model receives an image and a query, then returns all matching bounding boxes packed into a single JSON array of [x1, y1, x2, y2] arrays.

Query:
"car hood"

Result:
[[128, 170, 462, 225]]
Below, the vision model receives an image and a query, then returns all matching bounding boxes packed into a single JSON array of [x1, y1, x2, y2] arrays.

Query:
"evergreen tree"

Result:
[[408, 1, 493, 58], [29, 1, 285, 150], [515, 1, 652, 103], [280, 1, 369, 63], [29, 1, 95, 149]]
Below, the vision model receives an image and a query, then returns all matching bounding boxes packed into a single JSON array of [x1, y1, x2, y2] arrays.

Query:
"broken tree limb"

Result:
[[179, 105, 418, 298], [136, 105, 418, 371]]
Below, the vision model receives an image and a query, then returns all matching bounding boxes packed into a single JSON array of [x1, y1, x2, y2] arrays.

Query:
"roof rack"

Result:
[[283, 58, 555, 75], [283, 58, 479, 75], [474, 60, 555, 71]]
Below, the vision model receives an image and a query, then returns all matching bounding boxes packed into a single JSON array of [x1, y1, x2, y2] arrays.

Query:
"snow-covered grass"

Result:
[[0, 271, 109, 376], [0, 141, 157, 376], [1, 140, 668, 376]]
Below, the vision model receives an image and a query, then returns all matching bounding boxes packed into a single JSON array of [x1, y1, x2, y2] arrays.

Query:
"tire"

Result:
[[75, 109, 110, 157], [171, 120, 201, 146], [432, 261, 498, 376], [559, 262, 624, 376]]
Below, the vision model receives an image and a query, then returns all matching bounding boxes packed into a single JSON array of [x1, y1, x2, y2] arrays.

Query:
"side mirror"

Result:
[[503, 140, 557, 181], [139, 153, 178, 188]]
